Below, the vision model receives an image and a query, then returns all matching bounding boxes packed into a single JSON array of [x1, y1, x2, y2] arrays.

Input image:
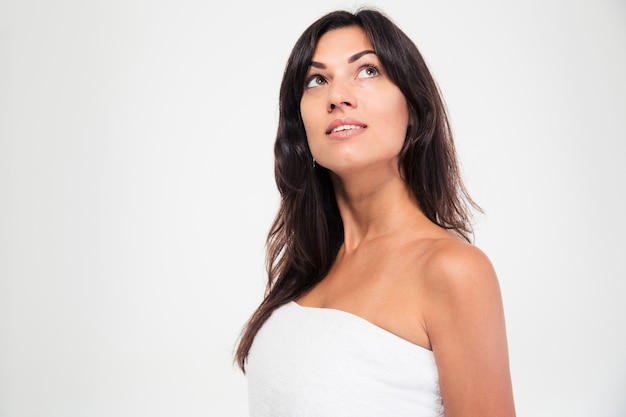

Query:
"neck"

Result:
[[330, 168, 428, 252]]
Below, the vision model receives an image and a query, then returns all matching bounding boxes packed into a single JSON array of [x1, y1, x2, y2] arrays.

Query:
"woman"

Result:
[[236, 8, 515, 417]]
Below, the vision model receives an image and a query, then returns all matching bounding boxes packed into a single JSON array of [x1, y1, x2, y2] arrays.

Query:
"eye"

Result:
[[357, 65, 380, 79], [305, 75, 327, 89]]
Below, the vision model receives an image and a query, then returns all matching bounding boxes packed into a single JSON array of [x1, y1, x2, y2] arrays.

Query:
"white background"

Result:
[[1, 0, 625, 416]]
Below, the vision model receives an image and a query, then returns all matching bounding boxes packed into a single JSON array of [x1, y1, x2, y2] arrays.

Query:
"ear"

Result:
[[405, 108, 418, 142], [407, 103, 418, 131]]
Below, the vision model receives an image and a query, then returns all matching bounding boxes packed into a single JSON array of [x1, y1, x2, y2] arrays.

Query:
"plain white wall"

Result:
[[1, 0, 624, 416]]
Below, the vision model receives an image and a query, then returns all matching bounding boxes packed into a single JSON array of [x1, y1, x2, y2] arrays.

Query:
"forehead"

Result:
[[312, 26, 374, 61]]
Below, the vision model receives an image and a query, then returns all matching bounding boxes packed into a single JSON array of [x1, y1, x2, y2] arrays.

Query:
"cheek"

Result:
[[300, 99, 312, 135], [390, 93, 410, 127], [375, 93, 409, 142], [300, 98, 324, 145]]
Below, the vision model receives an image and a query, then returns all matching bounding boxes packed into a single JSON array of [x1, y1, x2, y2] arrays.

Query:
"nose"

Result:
[[327, 80, 356, 113]]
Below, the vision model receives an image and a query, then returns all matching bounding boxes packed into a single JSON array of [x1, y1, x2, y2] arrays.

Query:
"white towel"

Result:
[[247, 301, 444, 417]]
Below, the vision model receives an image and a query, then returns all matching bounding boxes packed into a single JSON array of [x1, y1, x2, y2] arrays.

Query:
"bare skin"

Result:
[[297, 26, 516, 417]]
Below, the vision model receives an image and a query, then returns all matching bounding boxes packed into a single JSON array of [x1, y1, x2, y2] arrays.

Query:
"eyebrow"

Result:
[[310, 49, 376, 69]]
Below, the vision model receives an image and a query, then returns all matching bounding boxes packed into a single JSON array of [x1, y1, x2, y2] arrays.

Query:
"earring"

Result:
[[312, 157, 316, 168]]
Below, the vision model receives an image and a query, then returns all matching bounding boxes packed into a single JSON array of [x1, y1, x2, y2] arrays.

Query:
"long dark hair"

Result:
[[235, 8, 479, 371]]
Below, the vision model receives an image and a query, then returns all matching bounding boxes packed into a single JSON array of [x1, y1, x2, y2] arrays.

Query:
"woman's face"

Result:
[[300, 26, 409, 176]]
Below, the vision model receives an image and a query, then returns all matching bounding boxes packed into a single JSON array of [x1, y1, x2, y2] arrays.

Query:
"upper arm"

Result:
[[423, 242, 516, 417]]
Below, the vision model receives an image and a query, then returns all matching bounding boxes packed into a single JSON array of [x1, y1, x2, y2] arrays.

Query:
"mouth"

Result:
[[325, 118, 367, 135], [327, 124, 366, 134]]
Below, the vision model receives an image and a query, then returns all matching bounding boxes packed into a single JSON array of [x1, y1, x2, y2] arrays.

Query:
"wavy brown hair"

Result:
[[235, 8, 479, 371]]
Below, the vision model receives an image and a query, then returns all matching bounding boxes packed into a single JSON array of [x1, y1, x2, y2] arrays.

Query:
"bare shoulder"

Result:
[[420, 237, 500, 299], [418, 237, 516, 416], [418, 236, 506, 342]]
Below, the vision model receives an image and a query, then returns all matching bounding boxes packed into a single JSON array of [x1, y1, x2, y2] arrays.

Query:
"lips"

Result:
[[325, 118, 367, 135], [329, 124, 365, 134]]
